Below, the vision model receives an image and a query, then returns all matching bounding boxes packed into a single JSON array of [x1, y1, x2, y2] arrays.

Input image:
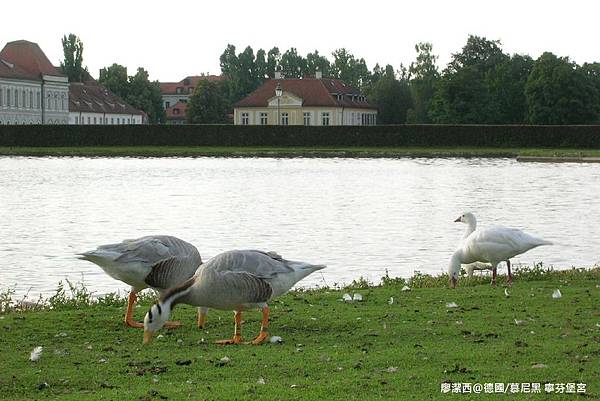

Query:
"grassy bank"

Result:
[[1, 146, 600, 158], [0, 267, 598, 400]]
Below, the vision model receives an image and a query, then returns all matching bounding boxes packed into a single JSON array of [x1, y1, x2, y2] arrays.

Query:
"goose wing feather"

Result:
[[205, 250, 292, 278], [466, 226, 548, 262]]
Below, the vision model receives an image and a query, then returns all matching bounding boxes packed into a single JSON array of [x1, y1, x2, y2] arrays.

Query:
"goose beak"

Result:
[[454, 217, 461, 223], [143, 330, 155, 345], [450, 277, 457, 288]]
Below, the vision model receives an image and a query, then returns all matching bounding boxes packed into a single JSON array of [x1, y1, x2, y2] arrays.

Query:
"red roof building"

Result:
[[0, 40, 69, 124], [233, 72, 377, 126], [159, 75, 222, 124]]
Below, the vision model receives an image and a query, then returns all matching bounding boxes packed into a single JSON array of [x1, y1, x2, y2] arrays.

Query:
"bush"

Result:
[[0, 124, 599, 148]]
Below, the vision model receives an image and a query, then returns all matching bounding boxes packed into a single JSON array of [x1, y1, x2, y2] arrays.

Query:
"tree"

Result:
[[126, 68, 165, 124], [306, 50, 330, 77], [429, 35, 508, 123], [408, 42, 439, 123], [369, 65, 412, 124], [330, 48, 371, 90], [219, 44, 263, 104], [488, 54, 534, 123], [280, 48, 307, 78], [525, 52, 599, 124], [98, 64, 165, 123], [60, 33, 87, 82], [266, 47, 281, 78], [187, 80, 230, 123], [98, 63, 129, 99]]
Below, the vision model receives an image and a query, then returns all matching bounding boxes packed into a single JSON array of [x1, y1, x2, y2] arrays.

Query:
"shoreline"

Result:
[[1, 146, 600, 160]]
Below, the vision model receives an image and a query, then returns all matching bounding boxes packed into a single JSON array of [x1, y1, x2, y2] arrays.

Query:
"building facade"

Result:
[[233, 72, 377, 126], [69, 80, 145, 125], [0, 40, 69, 124], [159, 75, 222, 124]]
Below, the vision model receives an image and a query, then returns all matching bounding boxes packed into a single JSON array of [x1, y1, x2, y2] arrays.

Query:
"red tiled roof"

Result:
[[0, 40, 64, 78], [0, 58, 38, 80], [69, 81, 144, 115], [234, 78, 376, 109], [165, 101, 188, 120], [160, 75, 222, 95]]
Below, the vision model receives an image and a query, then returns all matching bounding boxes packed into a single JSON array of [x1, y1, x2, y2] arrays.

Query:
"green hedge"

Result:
[[0, 124, 599, 148]]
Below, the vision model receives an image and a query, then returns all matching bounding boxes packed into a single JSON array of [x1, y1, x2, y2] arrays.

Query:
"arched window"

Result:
[[61, 94, 66, 111], [7, 88, 11, 107], [22, 90, 26, 108], [0, 88, 3, 107], [30, 91, 33, 108], [36, 92, 40, 109]]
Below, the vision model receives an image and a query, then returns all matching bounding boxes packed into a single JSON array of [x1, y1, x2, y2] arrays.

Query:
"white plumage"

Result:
[[449, 212, 552, 287]]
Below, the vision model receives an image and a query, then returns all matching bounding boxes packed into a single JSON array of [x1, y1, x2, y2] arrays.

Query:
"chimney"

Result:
[[315, 69, 322, 79], [274, 65, 283, 80]]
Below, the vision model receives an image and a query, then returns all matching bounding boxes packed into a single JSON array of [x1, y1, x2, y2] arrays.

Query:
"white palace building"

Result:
[[0, 40, 144, 125]]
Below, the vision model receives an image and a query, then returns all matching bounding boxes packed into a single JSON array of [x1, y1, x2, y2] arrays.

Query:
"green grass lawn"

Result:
[[1, 146, 600, 158], [0, 268, 598, 400]]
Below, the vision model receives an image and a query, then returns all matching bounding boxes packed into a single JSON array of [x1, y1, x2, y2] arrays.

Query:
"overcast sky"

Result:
[[2, 0, 598, 82]]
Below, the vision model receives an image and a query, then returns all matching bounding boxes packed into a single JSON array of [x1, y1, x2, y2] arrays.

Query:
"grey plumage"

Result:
[[165, 249, 326, 310], [79, 235, 202, 292]]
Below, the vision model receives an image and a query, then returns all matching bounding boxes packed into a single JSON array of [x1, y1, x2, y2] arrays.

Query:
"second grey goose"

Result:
[[143, 249, 326, 345]]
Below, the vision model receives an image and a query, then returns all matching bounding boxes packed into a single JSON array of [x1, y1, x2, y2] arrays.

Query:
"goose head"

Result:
[[143, 303, 171, 345], [448, 252, 461, 288], [454, 212, 476, 226]]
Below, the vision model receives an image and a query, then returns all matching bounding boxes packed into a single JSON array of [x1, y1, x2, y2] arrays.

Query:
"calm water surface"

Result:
[[1, 156, 599, 298]]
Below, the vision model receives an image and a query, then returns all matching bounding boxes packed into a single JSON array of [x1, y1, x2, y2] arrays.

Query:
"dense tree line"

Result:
[[188, 36, 600, 124]]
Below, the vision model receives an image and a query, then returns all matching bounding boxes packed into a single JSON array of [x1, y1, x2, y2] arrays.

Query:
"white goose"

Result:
[[455, 212, 493, 277], [143, 249, 326, 345], [79, 235, 204, 328], [449, 212, 552, 288]]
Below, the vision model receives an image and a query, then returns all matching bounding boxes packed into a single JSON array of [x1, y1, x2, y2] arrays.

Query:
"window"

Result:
[[122, 118, 125, 124], [321, 112, 330, 126], [36, 92, 40, 109], [281, 112, 289, 125], [241, 112, 249, 125], [29, 91, 33, 108], [260, 112, 268, 125], [87, 117, 91, 124], [165, 101, 170, 108], [7, 89, 11, 107], [0, 88, 2, 107], [75, 116, 78, 124], [111, 117, 114, 124], [303, 112, 311, 126], [127, 118, 130, 124], [173, 108, 180, 115]]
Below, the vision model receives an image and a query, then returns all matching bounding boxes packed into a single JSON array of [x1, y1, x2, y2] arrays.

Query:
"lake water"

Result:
[[1, 156, 599, 298]]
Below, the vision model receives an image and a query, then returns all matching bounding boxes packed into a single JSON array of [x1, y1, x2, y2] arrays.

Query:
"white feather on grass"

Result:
[[30, 346, 43, 362]]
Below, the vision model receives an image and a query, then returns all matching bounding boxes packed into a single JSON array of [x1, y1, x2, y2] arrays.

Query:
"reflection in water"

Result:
[[0, 156, 598, 297]]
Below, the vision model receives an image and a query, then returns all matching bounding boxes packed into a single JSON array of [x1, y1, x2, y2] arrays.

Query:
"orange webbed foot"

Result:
[[246, 331, 269, 345], [215, 335, 242, 345]]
